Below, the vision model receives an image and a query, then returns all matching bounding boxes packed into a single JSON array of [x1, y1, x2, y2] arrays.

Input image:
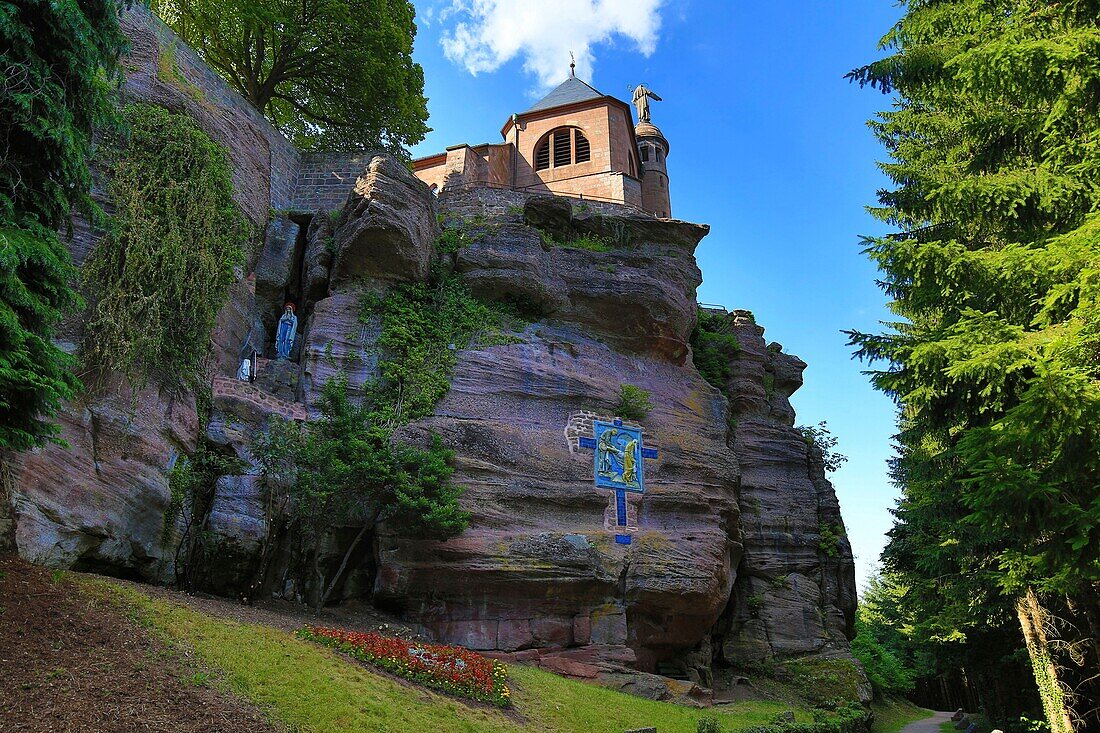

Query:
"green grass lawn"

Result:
[[870, 697, 934, 733], [94, 579, 812, 733]]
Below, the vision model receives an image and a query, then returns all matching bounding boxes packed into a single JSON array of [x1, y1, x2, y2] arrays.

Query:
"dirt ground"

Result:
[[0, 554, 279, 733]]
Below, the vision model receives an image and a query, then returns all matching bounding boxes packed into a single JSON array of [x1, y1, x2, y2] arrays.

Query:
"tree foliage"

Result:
[[151, 0, 430, 152], [850, 572, 924, 700], [849, 0, 1100, 725], [796, 421, 848, 474], [690, 308, 740, 396], [0, 0, 125, 449], [82, 103, 249, 389], [255, 377, 469, 609]]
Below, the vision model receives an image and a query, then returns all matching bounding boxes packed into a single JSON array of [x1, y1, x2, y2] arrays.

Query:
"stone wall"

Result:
[[439, 186, 652, 221], [211, 376, 308, 422], [295, 151, 379, 212], [120, 5, 300, 223]]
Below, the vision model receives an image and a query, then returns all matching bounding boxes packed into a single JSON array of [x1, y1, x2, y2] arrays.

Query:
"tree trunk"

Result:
[[249, 495, 289, 603], [318, 520, 372, 611], [312, 539, 325, 613], [1017, 586, 1075, 733], [0, 457, 16, 552]]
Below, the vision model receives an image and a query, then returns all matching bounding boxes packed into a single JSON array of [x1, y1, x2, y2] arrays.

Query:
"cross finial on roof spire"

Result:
[[569, 51, 575, 77]]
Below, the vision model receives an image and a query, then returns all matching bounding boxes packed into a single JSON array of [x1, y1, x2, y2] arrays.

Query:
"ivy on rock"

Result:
[[82, 103, 251, 390]]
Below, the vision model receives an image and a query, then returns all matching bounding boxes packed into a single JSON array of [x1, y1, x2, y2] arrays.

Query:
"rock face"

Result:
[[5, 7, 866, 702], [381, 323, 740, 673], [450, 195, 707, 363], [712, 310, 867, 701], [330, 154, 440, 286], [7, 380, 197, 580]]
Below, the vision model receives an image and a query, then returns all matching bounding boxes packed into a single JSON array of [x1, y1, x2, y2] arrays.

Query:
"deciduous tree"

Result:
[[254, 376, 468, 610], [152, 0, 430, 152]]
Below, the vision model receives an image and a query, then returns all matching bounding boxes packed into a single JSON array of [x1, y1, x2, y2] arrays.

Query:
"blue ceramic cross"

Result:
[[579, 419, 658, 545]]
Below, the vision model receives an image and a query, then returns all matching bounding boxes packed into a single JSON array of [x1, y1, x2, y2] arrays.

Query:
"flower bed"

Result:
[[296, 625, 511, 707]]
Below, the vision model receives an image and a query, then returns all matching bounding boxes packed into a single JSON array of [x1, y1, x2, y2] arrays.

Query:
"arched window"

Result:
[[535, 127, 591, 171]]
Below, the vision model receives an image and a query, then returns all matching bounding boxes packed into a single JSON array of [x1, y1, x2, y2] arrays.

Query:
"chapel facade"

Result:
[[412, 71, 673, 218]]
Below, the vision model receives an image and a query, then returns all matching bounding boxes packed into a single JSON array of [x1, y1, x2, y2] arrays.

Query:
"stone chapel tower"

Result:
[[636, 120, 671, 218]]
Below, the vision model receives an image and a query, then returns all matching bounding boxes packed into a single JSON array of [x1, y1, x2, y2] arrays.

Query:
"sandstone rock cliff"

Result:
[[4, 8, 867, 706]]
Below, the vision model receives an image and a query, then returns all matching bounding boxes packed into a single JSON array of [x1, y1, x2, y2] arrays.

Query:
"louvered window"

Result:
[[535, 139, 550, 170], [535, 127, 591, 171], [575, 130, 590, 163], [553, 129, 572, 167]]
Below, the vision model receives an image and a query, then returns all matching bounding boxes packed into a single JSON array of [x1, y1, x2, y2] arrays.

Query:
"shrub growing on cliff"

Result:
[[615, 384, 653, 422], [795, 421, 848, 473], [0, 0, 125, 449], [691, 309, 740, 397], [361, 273, 524, 428], [256, 377, 469, 610], [82, 103, 250, 389], [151, 0, 429, 153]]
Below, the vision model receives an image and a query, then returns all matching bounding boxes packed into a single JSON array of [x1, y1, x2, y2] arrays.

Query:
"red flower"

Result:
[[296, 625, 511, 706]]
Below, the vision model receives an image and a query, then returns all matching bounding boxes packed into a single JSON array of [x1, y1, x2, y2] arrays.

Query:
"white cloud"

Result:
[[438, 0, 664, 91]]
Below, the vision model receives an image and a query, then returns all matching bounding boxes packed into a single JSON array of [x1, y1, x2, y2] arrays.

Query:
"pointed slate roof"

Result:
[[525, 76, 605, 114]]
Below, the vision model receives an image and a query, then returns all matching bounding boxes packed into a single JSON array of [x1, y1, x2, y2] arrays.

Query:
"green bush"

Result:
[[82, 103, 250, 389], [691, 309, 740, 396], [362, 272, 524, 428], [698, 713, 725, 733], [796, 421, 848, 473], [740, 703, 868, 733], [818, 522, 847, 559], [256, 377, 470, 609], [783, 657, 866, 710], [615, 384, 653, 422], [850, 616, 914, 697]]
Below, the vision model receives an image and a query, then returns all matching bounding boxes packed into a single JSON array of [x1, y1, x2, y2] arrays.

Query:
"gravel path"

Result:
[[901, 710, 955, 733]]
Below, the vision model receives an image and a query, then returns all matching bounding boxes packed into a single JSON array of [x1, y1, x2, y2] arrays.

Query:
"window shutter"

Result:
[[535, 139, 550, 170], [553, 129, 572, 167], [575, 130, 591, 163]]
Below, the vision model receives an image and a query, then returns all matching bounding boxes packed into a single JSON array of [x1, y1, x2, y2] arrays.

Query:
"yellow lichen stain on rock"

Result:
[[634, 530, 671, 552]]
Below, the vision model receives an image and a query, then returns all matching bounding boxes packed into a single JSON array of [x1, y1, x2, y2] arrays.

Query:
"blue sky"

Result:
[[408, 1, 904, 589]]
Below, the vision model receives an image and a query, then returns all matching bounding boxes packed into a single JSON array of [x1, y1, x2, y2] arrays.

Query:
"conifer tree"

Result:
[[0, 0, 126, 450], [850, 1, 1100, 726]]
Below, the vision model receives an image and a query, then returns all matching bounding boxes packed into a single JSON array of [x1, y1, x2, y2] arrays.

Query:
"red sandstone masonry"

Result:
[[211, 376, 308, 421]]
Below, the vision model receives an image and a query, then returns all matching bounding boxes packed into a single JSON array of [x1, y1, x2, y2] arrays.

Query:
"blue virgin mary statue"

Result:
[[275, 303, 298, 359]]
